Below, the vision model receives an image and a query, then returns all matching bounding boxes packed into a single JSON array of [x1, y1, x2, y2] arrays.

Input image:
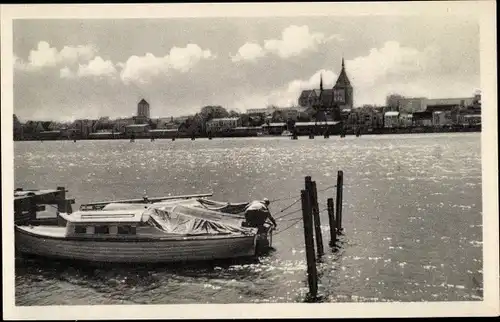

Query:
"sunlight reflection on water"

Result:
[[14, 133, 483, 305]]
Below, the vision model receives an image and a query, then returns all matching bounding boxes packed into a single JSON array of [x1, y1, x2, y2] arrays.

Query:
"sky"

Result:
[[13, 15, 480, 122]]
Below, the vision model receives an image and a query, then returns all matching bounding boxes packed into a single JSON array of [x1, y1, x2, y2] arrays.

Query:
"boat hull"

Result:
[[15, 226, 258, 264]]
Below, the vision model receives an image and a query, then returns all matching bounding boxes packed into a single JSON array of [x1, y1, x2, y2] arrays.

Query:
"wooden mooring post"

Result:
[[327, 197, 336, 247], [300, 189, 318, 299], [309, 180, 324, 257], [335, 170, 344, 233]]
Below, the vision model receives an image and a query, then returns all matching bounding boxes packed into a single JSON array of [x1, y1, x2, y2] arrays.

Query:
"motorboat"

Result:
[[15, 195, 273, 264]]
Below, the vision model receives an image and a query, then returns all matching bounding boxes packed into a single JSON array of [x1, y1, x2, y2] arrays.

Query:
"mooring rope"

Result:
[[274, 217, 303, 236], [275, 207, 302, 220], [269, 195, 299, 203], [274, 208, 329, 235], [269, 183, 342, 204], [273, 198, 301, 214]]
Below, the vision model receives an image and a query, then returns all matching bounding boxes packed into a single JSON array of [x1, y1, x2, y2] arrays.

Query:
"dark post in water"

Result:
[[300, 189, 318, 298], [335, 170, 344, 232], [327, 197, 336, 247], [57, 187, 73, 226], [310, 181, 324, 257]]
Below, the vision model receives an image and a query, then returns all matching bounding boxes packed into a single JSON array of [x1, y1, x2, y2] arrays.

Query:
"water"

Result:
[[14, 133, 483, 305]]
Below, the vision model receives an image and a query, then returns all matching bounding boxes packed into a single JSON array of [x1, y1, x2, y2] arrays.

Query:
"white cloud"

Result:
[[59, 44, 97, 65], [231, 42, 265, 62], [20, 41, 97, 70], [59, 66, 75, 79], [264, 25, 331, 59], [168, 44, 214, 71], [14, 54, 31, 71], [77, 56, 117, 78], [347, 41, 434, 87], [120, 44, 214, 84], [286, 69, 337, 93], [235, 40, 466, 110], [232, 69, 338, 111], [27, 41, 59, 67], [233, 25, 341, 63]]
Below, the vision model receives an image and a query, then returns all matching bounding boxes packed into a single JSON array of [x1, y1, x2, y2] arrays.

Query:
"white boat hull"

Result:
[[15, 226, 257, 263]]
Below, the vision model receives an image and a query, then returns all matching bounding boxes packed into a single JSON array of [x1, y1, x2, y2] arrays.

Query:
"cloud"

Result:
[[341, 41, 477, 104], [347, 41, 433, 87], [77, 56, 118, 78], [231, 69, 338, 110], [120, 44, 214, 84], [264, 25, 333, 59], [231, 42, 266, 62], [59, 66, 75, 79], [18, 41, 97, 70], [237, 40, 477, 110], [233, 25, 341, 62], [14, 54, 30, 71]]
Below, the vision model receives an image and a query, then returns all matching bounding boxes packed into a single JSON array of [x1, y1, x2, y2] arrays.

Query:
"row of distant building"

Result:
[[13, 93, 482, 141], [13, 58, 481, 140]]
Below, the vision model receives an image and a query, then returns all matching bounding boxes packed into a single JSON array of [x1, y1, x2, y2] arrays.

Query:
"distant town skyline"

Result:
[[13, 15, 480, 122]]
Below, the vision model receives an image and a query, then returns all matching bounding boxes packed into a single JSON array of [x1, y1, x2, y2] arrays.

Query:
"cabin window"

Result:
[[95, 225, 109, 234], [109, 226, 118, 235], [86, 226, 95, 234], [117, 225, 136, 235], [75, 226, 86, 234]]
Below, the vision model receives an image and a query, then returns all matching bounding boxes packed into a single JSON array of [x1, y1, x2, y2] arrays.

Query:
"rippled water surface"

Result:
[[14, 133, 483, 305]]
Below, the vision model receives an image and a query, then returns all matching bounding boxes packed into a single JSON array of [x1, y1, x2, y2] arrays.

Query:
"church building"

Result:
[[298, 58, 354, 121], [331, 58, 353, 110]]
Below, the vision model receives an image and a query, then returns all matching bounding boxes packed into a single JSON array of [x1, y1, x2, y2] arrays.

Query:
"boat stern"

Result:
[[255, 224, 273, 255]]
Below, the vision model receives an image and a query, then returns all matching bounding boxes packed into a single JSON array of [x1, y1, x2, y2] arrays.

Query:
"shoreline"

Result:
[[14, 126, 481, 142]]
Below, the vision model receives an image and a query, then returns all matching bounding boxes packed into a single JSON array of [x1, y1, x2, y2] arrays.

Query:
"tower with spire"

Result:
[[332, 57, 353, 109]]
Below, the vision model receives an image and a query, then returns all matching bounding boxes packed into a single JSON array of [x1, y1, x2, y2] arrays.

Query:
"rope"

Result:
[[317, 184, 337, 193], [269, 183, 343, 204], [276, 208, 302, 220], [269, 195, 299, 202], [279, 215, 304, 221], [274, 217, 303, 236], [272, 198, 301, 214]]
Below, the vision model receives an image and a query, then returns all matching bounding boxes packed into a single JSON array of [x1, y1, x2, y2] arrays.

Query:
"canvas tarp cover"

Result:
[[146, 201, 256, 236], [195, 199, 249, 216]]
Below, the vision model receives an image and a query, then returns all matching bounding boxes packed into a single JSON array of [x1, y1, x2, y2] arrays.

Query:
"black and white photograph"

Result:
[[1, 2, 498, 319]]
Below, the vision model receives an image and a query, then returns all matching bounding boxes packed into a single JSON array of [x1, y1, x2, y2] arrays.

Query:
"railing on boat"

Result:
[[14, 188, 213, 224], [79, 192, 214, 211], [14, 187, 75, 225]]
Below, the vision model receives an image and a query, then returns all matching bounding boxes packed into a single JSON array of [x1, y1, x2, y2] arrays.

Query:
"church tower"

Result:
[[332, 57, 353, 109]]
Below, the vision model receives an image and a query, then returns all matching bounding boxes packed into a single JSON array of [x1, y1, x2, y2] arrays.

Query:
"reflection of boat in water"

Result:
[[281, 130, 292, 136], [15, 192, 273, 264]]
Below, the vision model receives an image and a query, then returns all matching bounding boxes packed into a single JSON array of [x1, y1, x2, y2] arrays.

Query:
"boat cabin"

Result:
[[59, 210, 148, 238]]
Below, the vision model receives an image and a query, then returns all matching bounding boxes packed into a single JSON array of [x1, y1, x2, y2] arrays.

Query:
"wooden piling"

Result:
[[335, 171, 344, 232], [300, 189, 318, 298], [56, 187, 69, 226], [310, 181, 324, 257], [28, 196, 37, 223], [327, 198, 336, 246]]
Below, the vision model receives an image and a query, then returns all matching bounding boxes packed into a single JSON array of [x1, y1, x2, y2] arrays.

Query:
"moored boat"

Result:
[[15, 197, 273, 263]]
